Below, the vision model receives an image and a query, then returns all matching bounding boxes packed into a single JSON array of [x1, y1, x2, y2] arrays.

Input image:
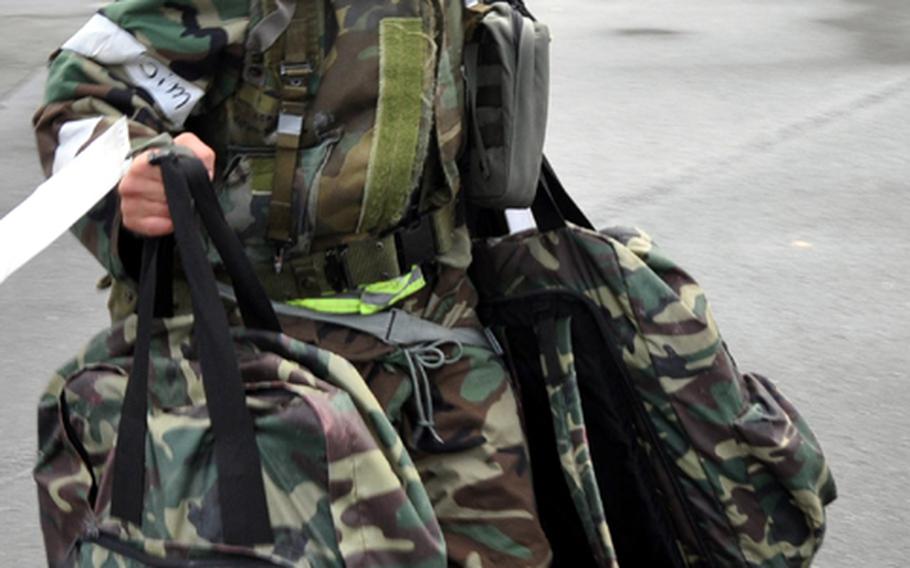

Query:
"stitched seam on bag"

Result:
[[294, 383, 341, 560], [346, 404, 369, 555]]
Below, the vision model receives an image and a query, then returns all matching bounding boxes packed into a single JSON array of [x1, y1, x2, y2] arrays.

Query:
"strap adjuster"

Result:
[[323, 247, 352, 293], [280, 62, 314, 87], [395, 214, 438, 271]]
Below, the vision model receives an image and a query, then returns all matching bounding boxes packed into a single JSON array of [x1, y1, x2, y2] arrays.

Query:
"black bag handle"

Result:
[[111, 154, 274, 546], [531, 155, 595, 232], [176, 155, 281, 332]]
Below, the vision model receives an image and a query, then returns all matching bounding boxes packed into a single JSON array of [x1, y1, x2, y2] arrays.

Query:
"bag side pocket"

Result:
[[732, 372, 836, 556]]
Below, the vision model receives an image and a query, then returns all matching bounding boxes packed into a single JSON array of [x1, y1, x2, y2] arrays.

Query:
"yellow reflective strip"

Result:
[[385, 274, 425, 306], [363, 268, 421, 295], [284, 266, 427, 315], [285, 297, 363, 314]]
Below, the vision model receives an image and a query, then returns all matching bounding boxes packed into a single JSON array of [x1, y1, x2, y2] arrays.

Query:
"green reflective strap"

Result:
[[288, 296, 365, 314], [361, 267, 426, 308], [286, 266, 427, 315], [358, 18, 436, 233], [217, 281, 490, 348]]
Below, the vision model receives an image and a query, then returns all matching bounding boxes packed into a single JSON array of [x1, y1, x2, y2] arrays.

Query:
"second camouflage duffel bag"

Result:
[[470, 158, 837, 567], [35, 154, 446, 567]]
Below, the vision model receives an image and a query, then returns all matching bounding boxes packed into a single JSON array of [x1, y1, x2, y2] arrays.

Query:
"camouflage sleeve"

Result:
[[33, 0, 251, 281]]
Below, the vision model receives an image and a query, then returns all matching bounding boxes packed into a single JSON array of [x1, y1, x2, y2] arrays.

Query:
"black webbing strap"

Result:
[[181, 162, 280, 333], [110, 236, 159, 527], [152, 234, 174, 318], [111, 155, 274, 546], [536, 317, 562, 386], [531, 155, 594, 232]]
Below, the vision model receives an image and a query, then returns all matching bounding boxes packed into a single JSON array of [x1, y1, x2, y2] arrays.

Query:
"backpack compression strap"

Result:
[[267, 0, 324, 268]]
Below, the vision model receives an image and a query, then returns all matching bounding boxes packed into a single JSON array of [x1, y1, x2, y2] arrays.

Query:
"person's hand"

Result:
[[118, 132, 215, 236]]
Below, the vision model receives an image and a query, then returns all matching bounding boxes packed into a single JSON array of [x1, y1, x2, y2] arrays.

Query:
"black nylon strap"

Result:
[[537, 317, 560, 384], [110, 155, 274, 546], [180, 160, 280, 332], [531, 155, 594, 232], [110, 237, 159, 526], [152, 235, 174, 318]]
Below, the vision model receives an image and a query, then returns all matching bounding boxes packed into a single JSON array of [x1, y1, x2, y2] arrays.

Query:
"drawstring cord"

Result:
[[402, 339, 465, 445]]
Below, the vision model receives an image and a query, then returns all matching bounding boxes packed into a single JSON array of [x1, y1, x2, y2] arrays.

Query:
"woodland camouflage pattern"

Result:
[[473, 225, 837, 567], [33, 0, 468, 282], [36, 313, 447, 566], [280, 266, 553, 567], [33, 2, 550, 564], [536, 317, 616, 567]]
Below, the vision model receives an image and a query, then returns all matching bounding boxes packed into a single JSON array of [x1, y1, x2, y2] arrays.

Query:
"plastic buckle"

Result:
[[395, 215, 437, 271], [273, 245, 288, 275]]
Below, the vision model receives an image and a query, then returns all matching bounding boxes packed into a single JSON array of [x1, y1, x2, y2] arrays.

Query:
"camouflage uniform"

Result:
[[33, 0, 551, 565]]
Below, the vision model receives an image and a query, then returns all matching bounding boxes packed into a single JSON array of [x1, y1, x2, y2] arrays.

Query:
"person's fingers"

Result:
[[118, 135, 216, 237], [121, 194, 174, 236], [174, 132, 216, 179], [130, 150, 165, 182], [125, 216, 174, 237], [119, 174, 167, 204], [120, 151, 166, 205], [120, 197, 171, 219]]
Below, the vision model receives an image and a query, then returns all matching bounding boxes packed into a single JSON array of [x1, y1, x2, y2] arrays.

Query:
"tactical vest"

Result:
[[216, 0, 466, 305]]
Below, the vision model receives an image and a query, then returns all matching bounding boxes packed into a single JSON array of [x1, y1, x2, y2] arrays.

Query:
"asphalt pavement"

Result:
[[1, 0, 908, 566]]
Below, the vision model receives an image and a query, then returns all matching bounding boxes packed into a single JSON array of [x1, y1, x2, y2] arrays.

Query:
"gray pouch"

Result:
[[464, 2, 550, 209]]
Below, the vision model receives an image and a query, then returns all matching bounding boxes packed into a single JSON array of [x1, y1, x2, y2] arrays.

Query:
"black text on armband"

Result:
[[138, 61, 192, 109]]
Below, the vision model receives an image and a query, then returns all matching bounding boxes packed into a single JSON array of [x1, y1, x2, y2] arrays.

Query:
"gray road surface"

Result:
[[1, 0, 908, 565]]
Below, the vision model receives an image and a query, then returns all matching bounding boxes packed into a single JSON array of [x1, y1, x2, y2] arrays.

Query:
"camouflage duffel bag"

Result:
[[470, 158, 837, 567], [35, 154, 445, 567]]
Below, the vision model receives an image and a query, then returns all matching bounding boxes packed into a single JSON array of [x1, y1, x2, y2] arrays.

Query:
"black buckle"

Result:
[[395, 214, 437, 271], [323, 247, 352, 293]]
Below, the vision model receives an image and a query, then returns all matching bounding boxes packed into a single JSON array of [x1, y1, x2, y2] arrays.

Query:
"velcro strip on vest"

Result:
[[358, 18, 436, 233]]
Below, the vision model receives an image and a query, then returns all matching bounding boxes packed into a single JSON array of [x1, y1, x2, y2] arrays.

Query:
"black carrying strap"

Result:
[[531, 155, 594, 232], [179, 160, 281, 332], [111, 154, 275, 546]]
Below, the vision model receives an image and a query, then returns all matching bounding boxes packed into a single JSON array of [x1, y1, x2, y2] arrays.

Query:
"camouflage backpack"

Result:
[[469, 159, 837, 567], [35, 156, 446, 567], [212, 0, 468, 301]]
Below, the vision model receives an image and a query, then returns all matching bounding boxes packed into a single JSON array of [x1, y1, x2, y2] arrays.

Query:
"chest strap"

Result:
[[236, 204, 456, 301], [267, 0, 323, 266], [218, 281, 491, 349]]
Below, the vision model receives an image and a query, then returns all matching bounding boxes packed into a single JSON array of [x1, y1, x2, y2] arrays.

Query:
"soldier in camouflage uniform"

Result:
[[33, 0, 552, 565]]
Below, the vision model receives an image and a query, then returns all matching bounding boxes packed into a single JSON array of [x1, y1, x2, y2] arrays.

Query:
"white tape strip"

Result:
[[62, 14, 146, 64], [122, 55, 204, 126], [0, 117, 132, 285], [62, 14, 204, 126], [53, 116, 104, 174]]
